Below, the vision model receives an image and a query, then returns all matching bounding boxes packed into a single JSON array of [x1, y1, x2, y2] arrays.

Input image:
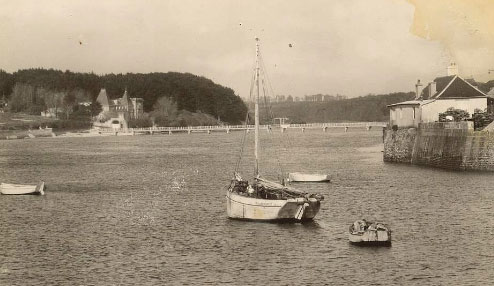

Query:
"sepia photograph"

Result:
[[1, 0, 493, 285]]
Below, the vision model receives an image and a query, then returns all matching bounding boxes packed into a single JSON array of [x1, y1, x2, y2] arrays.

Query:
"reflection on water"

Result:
[[1, 129, 493, 285]]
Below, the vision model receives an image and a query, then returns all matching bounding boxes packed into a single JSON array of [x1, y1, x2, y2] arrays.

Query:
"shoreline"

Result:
[[0, 128, 94, 140]]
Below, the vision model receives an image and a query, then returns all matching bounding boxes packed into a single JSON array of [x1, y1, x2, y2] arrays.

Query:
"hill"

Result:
[[0, 68, 247, 124], [263, 92, 415, 123]]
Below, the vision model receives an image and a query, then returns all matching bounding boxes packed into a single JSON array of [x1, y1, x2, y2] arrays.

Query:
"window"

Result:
[[413, 108, 416, 119]]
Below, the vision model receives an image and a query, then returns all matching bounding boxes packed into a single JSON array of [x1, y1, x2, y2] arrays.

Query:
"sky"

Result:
[[0, 0, 493, 98]]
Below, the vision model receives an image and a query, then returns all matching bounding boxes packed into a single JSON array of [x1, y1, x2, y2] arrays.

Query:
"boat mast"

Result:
[[254, 37, 260, 178]]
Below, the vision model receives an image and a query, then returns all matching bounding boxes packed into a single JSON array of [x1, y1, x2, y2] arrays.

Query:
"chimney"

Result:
[[447, 62, 458, 76], [415, 79, 423, 100], [429, 81, 437, 98]]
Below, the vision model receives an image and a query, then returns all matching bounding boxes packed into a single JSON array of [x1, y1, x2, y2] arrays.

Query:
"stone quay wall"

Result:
[[383, 128, 416, 163], [384, 122, 494, 171]]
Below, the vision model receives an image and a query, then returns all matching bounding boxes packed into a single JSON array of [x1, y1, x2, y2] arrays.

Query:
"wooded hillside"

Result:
[[263, 92, 415, 123], [0, 68, 247, 124]]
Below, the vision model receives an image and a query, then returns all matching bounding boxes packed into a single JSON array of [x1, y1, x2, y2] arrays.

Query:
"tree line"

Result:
[[262, 92, 416, 123], [0, 68, 248, 124]]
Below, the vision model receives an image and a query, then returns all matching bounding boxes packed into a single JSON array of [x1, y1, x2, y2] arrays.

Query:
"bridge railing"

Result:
[[95, 122, 386, 133], [287, 122, 386, 128]]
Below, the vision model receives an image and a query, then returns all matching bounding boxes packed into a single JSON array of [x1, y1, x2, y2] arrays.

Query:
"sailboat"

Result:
[[226, 38, 324, 222]]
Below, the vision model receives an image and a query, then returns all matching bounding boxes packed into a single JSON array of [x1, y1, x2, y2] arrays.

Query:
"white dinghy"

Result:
[[0, 181, 45, 195], [288, 172, 330, 182], [348, 219, 391, 246], [226, 38, 324, 222]]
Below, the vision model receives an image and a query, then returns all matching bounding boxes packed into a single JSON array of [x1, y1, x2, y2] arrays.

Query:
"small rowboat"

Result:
[[288, 172, 330, 182], [349, 220, 391, 246], [0, 181, 45, 195]]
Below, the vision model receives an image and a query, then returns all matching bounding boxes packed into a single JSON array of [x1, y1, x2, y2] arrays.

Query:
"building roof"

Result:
[[387, 99, 435, 108], [119, 89, 130, 107], [421, 75, 486, 99], [488, 87, 494, 97], [96, 88, 109, 107]]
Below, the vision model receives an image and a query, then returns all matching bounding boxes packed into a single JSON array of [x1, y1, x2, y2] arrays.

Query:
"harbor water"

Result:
[[1, 129, 493, 285]]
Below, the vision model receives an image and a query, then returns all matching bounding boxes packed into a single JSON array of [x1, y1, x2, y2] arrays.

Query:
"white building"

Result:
[[388, 65, 487, 128]]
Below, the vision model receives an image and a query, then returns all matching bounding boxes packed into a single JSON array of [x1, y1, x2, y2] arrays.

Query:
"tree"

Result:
[[439, 107, 470, 122], [90, 101, 102, 118], [44, 91, 64, 118], [150, 96, 178, 126], [61, 91, 76, 119], [0, 70, 14, 98]]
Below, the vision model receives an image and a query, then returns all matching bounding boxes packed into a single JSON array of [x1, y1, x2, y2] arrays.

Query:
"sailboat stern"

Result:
[[301, 198, 321, 220], [281, 197, 321, 221]]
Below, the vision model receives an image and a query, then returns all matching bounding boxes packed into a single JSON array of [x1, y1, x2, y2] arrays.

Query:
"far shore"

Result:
[[0, 128, 94, 140]]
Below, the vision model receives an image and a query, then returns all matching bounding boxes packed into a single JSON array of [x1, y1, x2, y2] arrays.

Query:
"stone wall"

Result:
[[383, 128, 416, 163], [384, 122, 494, 171], [411, 126, 467, 170], [462, 132, 494, 171]]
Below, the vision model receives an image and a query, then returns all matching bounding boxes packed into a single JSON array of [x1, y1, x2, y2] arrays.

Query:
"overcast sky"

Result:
[[1, 0, 492, 98]]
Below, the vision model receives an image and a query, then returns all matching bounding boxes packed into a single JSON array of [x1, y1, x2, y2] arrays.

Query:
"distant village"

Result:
[[265, 94, 348, 103]]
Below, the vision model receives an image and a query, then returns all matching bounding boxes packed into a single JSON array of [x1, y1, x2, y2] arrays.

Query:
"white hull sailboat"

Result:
[[226, 38, 324, 222], [227, 177, 322, 221], [0, 181, 45, 195], [288, 172, 330, 182]]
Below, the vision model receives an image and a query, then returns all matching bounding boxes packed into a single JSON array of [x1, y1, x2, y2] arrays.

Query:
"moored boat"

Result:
[[226, 38, 324, 222], [349, 219, 391, 246], [288, 172, 330, 182], [227, 175, 323, 221], [0, 181, 45, 195]]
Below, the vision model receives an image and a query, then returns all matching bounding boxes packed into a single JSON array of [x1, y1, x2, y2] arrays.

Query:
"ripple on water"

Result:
[[1, 130, 493, 285]]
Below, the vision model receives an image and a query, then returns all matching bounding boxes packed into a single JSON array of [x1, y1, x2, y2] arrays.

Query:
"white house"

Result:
[[388, 65, 487, 128]]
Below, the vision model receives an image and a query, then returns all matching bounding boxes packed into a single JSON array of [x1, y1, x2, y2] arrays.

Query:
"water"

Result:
[[1, 129, 493, 285]]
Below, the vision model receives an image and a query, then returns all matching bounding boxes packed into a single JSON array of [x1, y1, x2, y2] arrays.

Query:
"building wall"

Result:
[[130, 98, 144, 119], [389, 105, 421, 128], [99, 97, 144, 120], [421, 98, 487, 123]]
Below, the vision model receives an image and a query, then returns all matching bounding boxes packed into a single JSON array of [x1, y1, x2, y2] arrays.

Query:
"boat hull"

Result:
[[288, 172, 330, 182], [348, 230, 391, 246], [226, 191, 320, 222], [0, 182, 45, 195]]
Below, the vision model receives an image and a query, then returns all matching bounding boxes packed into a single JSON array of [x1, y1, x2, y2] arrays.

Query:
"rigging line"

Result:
[[259, 52, 292, 159], [261, 76, 285, 179], [259, 52, 294, 159], [258, 52, 286, 180], [259, 53, 275, 121], [234, 60, 257, 174]]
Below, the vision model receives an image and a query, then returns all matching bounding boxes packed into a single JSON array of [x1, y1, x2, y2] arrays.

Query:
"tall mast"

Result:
[[254, 38, 260, 177]]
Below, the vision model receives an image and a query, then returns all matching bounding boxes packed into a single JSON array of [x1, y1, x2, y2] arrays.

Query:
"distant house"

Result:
[[388, 64, 487, 128], [78, 101, 92, 107], [96, 88, 144, 119], [41, 107, 60, 118], [275, 95, 286, 102], [95, 88, 144, 129]]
